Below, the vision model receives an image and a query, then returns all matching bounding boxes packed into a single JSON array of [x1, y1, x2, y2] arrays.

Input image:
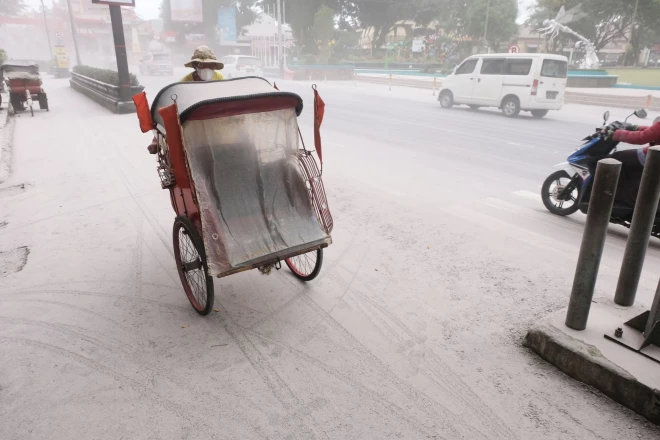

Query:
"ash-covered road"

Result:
[[1, 71, 659, 439]]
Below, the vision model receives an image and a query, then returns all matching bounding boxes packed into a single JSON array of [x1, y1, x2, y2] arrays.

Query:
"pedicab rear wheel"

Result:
[[173, 216, 214, 315], [285, 249, 323, 282]]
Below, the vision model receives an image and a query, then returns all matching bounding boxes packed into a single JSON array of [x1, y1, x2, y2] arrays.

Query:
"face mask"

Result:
[[196, 68, 214, 81]]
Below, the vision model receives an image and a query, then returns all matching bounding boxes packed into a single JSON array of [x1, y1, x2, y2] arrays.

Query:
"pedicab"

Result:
[[133, 77, 333, 315], [1, 60, 49, 116]]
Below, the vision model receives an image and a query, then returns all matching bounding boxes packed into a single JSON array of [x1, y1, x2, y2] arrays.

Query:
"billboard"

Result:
[[171, 0, 203, 22], [217, 7, 237, 44]]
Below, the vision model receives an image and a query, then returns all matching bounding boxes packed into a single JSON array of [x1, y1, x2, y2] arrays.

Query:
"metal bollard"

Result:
[[389, 73, 392, 91], [645, 279, 660, 336], [566, 158, 621, 330], [433, 77, 437, 96], [614, 146, 660, 306]]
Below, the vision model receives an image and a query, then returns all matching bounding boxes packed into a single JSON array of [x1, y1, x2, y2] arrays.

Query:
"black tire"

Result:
[[542, 170, 580, 216], [531, 110, 548, 118], [439, 90, 454, 108], [173, 216, 215, 315], [501, 96, 520, 118], [468, 105, 480, 110], [285, 249, 323, 282]]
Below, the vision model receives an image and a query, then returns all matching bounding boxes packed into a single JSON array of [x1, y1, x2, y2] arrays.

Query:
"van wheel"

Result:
[[501, 96, 520, 118], [439, 91, 454, 108], [531, 110, 549, 118]]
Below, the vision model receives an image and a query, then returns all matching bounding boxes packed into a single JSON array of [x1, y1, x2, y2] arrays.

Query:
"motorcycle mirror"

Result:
[[635, 108, 648, 119], [603, 111, 610, 124]]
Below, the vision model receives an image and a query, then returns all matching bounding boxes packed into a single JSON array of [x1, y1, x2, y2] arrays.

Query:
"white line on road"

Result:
[[513, 190, 541, 201]]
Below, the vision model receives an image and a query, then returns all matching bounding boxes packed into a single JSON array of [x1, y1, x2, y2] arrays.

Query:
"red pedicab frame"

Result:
[[135, 77, 333, 315], [1, 61, 49, 116]]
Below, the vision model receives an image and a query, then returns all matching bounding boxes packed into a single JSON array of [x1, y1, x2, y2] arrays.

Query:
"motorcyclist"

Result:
[[608, 117, 660, 206], [147, 46, 225, 154]]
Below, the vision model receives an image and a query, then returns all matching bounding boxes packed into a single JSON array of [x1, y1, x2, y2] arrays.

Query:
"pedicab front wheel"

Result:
[[285, 249, 323, 282], [173, 216, 215, 315]]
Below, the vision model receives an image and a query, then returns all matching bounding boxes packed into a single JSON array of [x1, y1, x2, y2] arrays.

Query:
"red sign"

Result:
[[508, 45, 520, 54]]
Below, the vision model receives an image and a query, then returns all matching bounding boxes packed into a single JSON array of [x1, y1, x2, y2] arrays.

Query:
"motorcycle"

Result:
[[540, 108, 660, 236]]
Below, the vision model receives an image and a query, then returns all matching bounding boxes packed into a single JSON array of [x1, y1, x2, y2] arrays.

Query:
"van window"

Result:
[[506, 59, 532, 75], [481, 59, 506, 75], [541, 59, 568, 78], [455, 59, 477, 75], [238, 57, 262, 67]]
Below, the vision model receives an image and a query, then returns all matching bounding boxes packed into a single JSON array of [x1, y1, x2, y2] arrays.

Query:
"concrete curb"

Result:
[[356, 76, 660, 111], [0, 98, 15, 184], [524, 323, 660, 425], [69, 78, 137, 114]]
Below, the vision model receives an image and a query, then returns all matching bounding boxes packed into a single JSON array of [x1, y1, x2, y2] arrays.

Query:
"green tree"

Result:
[[313, 5, 335, 63], [463, 0, 518, 49], [530, 0, 660, 57], [0, 0, 25, 16]]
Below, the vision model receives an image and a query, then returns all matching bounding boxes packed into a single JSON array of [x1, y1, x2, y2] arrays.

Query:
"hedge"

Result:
[[72, 65, 139, 87]]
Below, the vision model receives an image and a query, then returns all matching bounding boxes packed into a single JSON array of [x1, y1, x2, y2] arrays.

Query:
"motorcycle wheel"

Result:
[[542, 170, 580, 216]]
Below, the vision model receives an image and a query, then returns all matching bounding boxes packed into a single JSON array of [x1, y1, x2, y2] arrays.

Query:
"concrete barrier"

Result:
[[69, 72, 143, 114]]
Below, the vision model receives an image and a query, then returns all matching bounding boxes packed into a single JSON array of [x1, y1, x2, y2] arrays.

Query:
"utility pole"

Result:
[[631, 0, 640, 67], [65, 0, 82, 66], [276, 0, 284, 74], [483, 0, 491, 53], [108, 5, 131, 103], [40, 0, 54, 61]]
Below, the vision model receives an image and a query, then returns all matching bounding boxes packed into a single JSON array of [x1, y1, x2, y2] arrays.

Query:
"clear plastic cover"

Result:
[[182, 108, 329, 276]]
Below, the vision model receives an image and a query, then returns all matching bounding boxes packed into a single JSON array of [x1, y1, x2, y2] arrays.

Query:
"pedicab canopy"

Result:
[[1, 61, 41, 81], [142, 77, 331, 277]]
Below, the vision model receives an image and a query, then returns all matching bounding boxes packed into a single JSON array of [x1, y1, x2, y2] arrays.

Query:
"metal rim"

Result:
[[287, 252, 318, 277], [547, 177, 578, 211], [173, 221, 209, 312], [285, 249, 322, 281], [503, 101, 517, 115], [441, 94, 451, 106]]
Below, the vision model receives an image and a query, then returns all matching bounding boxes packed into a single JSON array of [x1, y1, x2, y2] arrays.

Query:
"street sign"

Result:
[[55, 45, 69, 69], [91, 0, 135, 5], [508, 45, 521, 54]]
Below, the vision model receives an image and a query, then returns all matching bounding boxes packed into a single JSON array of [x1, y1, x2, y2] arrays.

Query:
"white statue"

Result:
[[538, 5, 600, 69]]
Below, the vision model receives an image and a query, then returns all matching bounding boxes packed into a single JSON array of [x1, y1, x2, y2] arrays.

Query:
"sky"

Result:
[[25, 0, 536, 23]]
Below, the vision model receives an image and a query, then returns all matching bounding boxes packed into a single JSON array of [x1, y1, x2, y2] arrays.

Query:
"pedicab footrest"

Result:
[[297, 150, 334, 234], [157, 164, 176, 189]]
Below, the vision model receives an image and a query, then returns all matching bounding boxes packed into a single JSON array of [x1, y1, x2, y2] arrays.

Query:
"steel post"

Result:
[[65, 0, 82, 66], [109, 5, 132, 103], [645, 279, 660, 336], [615, 147, 660, 306], [566, 158, 621, 330]]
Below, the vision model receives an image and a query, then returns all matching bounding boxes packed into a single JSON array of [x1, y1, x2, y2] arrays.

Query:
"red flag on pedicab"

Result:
[[313, 86, 325, 164]]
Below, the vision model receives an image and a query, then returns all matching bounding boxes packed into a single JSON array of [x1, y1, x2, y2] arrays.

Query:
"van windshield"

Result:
[[238, 58, 262, 67], [541, 59, 567, 78]]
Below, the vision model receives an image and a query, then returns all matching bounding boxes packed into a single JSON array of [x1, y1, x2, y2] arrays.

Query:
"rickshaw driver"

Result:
[[147, 46, 225, 154]]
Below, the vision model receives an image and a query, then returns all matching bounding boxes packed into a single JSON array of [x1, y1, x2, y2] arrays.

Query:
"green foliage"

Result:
[[0, 49, 7, 65], [529, 0, 660, 53], [0, 0, 25, 16], [73, 65, 140, 87], [463, 0, 518, 48]]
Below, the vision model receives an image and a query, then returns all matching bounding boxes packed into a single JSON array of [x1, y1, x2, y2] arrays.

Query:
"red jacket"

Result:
[[613, 121, 660, 154]]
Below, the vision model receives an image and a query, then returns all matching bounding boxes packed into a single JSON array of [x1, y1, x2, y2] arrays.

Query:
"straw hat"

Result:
[[184, 46, 224, 70]]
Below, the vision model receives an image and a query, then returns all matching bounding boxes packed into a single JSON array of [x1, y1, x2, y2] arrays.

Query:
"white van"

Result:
[[438, 53, 568, 118], [221, 55, 264, 79]]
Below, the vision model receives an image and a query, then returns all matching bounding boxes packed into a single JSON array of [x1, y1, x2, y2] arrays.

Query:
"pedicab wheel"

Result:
[[285, 249, 323, 282], [173, 216, 215, 315]]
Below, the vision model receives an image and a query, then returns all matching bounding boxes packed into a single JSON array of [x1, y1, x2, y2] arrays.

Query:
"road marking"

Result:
[[506, 142, 534, 149], [513, 190, 541, 201]]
